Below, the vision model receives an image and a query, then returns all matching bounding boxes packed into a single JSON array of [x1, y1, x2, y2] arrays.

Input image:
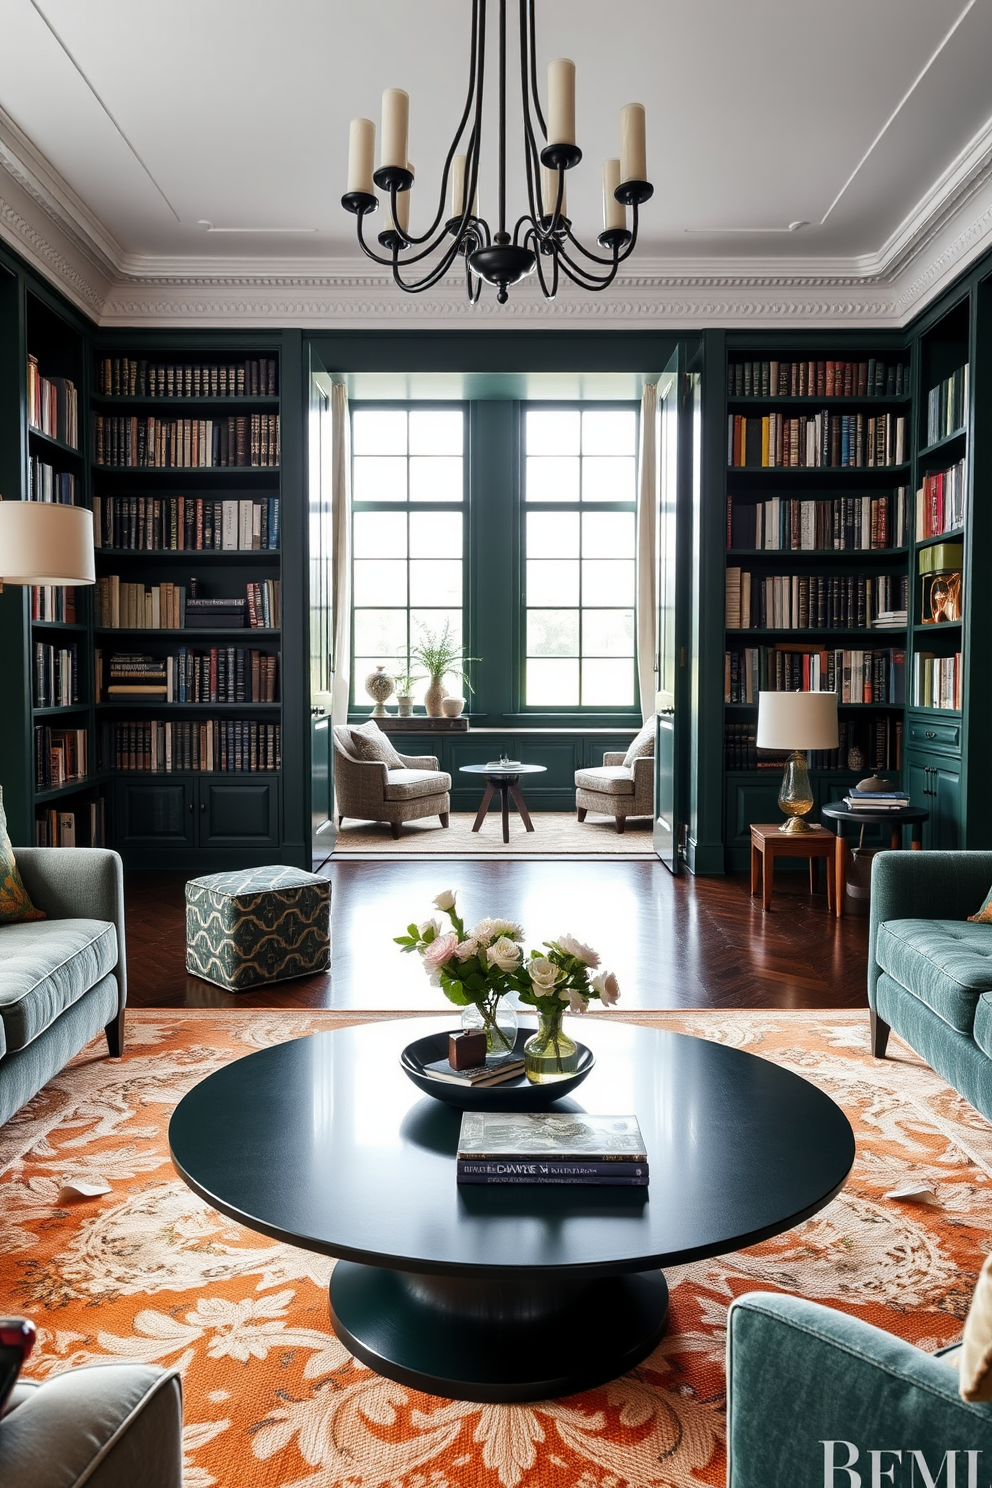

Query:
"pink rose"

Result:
[[422, 932, 458, 970]]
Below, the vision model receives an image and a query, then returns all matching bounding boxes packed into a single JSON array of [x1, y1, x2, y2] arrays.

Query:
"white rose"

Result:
[[418, 917, 442, 942], [489, 919, 525, 943], [433, 890, 457, 911], [555, 934, 600, 968], [559, 988, 590, 1014], [591, 970, 620, 1005], [486, 936, 521, 973], [455, 938, 479, 962], [528, 956, 561, 994], [471, 917, 498, 947]]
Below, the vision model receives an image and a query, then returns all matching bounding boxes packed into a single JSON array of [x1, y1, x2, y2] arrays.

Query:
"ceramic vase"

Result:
[[441, 696, 465, 719], [396, 695, 414, 717], [424, 676, 447, 718], [365, 666, 394, 717]]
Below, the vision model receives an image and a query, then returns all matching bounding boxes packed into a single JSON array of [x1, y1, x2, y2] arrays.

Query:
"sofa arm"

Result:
[[14, 848, 127, 1008], [397, 753, 440, 771], [728, 1293, 992, 1488], [868, 851, 992, 1008], [603, 752, 626, 766]]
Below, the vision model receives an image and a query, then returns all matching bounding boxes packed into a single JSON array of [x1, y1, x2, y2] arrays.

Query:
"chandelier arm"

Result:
[[559, 226, 629, 268], [525, 0, 547, 137], [357, 208, 468, 288], [356, 211, 414, 269], [518, 0, 546, 228], [498, 0, 508, 236], [555, 242, 622, 291], [529, 227, 559, 300]]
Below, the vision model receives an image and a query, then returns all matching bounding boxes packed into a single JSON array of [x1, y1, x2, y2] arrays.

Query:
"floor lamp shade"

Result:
[[0, 502, 95, 585], [756, 691, 839, 751]]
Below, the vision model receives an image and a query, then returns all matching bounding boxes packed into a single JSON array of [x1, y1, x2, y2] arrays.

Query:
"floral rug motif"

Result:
[[3, 1008, 991, 1488]]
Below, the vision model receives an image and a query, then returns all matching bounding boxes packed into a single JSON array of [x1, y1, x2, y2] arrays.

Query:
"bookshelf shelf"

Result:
[[93, 465, 280, 475], [32, 704, 87, 718], [913, 619, 963, 633], [728, 395, 912, 408], [918, 428, 967, 460], [93, 395, 280, 409], [28, 427, 82, 460], [94, 626, 280, 638], [724, 701, 904, 711], [96, 701, 280, 712], [96, 549, 280, 561], [29, 620, 88, 633], [35, 776, 109, 804], [729, 627, 907, 638], [916, 527, 965, 549], [727, 547, 910, 560], [728, 464, 911, 477]]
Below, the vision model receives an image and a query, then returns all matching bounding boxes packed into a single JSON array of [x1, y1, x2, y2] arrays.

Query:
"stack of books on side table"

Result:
[[843, 786, 910, 811], [422, 1050, 525, 1087], [456, 1112, 649, 1186]]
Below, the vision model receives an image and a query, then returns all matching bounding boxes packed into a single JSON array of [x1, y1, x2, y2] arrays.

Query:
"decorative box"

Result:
[[185, 865, 330, 991]]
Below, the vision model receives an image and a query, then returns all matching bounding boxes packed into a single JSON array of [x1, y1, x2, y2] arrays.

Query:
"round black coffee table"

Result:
[[459, 762, 547, 843], [169, 1016, 853, 1403]]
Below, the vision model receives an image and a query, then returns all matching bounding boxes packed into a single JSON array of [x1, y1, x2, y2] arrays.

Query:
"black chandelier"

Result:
[[341, 0, 653, 304]]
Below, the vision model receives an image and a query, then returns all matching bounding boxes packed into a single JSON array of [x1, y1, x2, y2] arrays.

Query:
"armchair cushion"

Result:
[[875, 919, 992, 1035], [383, 768, 453, 801], [0, 919, 118, 1052], [622, 715, 656, 768], [574, 766, 635, 796], [0, 788, 44, 924], [348, 720, 406, 769]]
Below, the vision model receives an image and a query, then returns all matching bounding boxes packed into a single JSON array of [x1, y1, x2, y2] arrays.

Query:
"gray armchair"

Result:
[[332, 726, 451, 839], [575, 751, 654, 834], [1, 1363, 182, 1488]]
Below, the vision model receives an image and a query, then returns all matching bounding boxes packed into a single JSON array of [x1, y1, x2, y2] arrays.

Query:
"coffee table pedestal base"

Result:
[[330, 1262, 669, 1403]]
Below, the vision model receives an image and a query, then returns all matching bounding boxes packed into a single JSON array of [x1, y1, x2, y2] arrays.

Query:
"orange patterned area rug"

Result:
[[3, 1008, 992, 1488]]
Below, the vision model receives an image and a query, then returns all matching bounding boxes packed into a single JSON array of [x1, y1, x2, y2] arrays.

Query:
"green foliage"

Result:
[[410, 621, 480, 693]]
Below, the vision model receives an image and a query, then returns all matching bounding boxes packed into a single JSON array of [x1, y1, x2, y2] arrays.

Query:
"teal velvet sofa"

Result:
[[868, 850, 992, 1122], [727, 1293, 992, 1486], [0, 847, 127, 1126]]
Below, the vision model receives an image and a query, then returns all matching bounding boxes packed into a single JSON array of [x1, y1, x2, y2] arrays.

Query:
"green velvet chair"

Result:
[[727, 1293, 992, 1486]]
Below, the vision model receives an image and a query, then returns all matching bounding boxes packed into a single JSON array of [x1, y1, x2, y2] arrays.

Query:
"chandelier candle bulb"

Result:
[[387, 166, 413, 235], [541, 165, 566, 220], [347, 118, 376, 195], [547, 58, 576, 146], [602, 159, 625, 230], [620, 103, 647, 183], [381, 88, 409, 171], [451, 154, 466, 217]]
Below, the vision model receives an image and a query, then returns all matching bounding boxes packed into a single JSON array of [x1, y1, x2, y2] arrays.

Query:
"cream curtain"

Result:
[[636, 381, 659, 723], [329, 383, 352, 726]]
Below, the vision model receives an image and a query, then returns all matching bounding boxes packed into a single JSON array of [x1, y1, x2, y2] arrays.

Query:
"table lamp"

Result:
[[756, 690, 839, 833], [0, 500, 96, 588]]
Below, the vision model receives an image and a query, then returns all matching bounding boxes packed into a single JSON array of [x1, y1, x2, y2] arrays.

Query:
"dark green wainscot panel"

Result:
[[200, 780, 279, 847], [725, 772, 891, 871], [905, 750, 962, 850], [114, 774, 281, 868]]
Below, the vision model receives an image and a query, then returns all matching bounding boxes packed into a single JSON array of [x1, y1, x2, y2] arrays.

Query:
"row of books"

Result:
[[94, 579, 280, 630], [728, 412, 907, 469], [103, 719, 281, 773], [726, 570, 908, 632], [30, 585, 77, 624], [93, 495, 280, 551], [726, 491, 908, 552], [729, 359, 910, 399], [93, 415, 280, 468], [724, 716, 902, 773], [34, 725, 87, 790], [35, 800, 105, 848], [96, 357, 278, 399], [32, 642, 79, 708], [96, 648, 279, 704], [917, 461, 966, 539], [27, 356, 78, 448], [29, 458, 77, 504], [925, 365, 968, 446], [913, 652, 962, 711], [725, 647, 905, 705], [456, 1112, 648, 1187]]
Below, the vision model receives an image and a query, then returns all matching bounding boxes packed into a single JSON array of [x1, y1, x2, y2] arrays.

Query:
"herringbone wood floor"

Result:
[[125, 857, 869, 1012]]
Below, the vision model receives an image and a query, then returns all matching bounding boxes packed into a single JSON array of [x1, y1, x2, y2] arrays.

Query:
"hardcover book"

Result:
[[456, 1111, 646, 1161]]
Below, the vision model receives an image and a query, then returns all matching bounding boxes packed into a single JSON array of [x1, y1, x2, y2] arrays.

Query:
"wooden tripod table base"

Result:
[[459, 764, 547, 845], [750, 823, 836, 912]]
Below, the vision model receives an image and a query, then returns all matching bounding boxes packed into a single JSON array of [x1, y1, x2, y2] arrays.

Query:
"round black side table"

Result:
[[820, 800, 928, 919], [459, 762, 547, 844]]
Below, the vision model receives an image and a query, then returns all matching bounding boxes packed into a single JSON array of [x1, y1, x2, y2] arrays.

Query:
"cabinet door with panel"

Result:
[[198, 779, 279, 847], [117, 779, 196, 849], [905, 749, 961, 849]]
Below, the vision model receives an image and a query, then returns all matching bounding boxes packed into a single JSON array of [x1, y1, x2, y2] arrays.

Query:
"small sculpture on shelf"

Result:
[[364, 665, 394, 717]]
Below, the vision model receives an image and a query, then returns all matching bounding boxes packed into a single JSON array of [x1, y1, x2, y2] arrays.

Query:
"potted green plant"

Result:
[[392, 664, 423, 718], [410, 622, 479, 718]]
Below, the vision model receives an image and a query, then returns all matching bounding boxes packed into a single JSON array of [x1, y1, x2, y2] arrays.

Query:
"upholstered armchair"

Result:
[[332, 725, 451, 838], [574, 751, 654, 834]]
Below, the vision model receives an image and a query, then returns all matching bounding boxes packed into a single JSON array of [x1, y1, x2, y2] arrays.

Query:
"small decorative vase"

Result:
[[847, 744, 865, 772], [441, 696, 465, 719], [461, 1000, 518, 1056], [424, 676, 447, 718], [524, 1006, 579, 1084], [396, 695, 414, 717], [365, 665, 394, 717]]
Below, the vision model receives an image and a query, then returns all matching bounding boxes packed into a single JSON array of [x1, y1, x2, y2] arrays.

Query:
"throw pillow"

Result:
[[623, 716, 657, 770], [968, 887, 992, 924], [960, 1252, 992, 1401], [0, 788, 45, 923], [348, 721, 406, 771]]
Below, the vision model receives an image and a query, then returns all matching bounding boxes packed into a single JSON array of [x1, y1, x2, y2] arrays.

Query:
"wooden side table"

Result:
[[750, 823, 836, 913]]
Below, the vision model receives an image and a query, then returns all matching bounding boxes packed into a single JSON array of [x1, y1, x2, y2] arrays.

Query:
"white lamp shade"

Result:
[[0, 502, 95, 585], [756, 690, 839, 751]]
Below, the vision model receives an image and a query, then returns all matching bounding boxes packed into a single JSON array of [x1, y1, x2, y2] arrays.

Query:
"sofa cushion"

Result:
[[0, 787, 44, 924], [875, 918, 992, 1035], [972, 997, 992, 1061], [575, 766, 635, 797], [383, 768, 451, 802], [623, 716, 656, 769], [0, 918, 117, 1052], [348, 721, 406, 770]]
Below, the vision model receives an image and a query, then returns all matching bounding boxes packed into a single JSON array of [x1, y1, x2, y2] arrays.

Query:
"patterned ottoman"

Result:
[[185, 866, 330, 991]]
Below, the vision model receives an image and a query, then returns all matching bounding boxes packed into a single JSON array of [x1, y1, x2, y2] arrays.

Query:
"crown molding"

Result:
[[3, 106, 992, 330]]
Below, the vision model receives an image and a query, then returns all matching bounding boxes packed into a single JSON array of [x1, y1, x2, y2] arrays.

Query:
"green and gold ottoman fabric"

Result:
[[185, 866, 330, 991]]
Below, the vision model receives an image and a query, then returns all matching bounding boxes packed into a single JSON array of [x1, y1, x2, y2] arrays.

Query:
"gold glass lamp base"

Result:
[[777, 751, 815, 833]]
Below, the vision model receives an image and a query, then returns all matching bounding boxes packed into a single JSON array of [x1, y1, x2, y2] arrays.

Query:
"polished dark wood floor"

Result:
[[125, 857, 869, 1012]]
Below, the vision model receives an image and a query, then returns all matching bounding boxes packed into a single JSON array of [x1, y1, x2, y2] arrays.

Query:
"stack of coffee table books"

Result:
[[456, 1111, 648, 1186], [421, 1050, 525, 1088]]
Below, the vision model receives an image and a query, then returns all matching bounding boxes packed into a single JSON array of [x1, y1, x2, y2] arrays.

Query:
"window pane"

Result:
[[526, 456, 580, 503], [582, 559, 635, 605], [354, 610, 408, 656], [410, 610, 463, 651], [582, 658, 634, 706], [582, 511, 635, 557], [410, 559, 462, 606], [583, 409, 637, 455], [352, 409, 407, 455], [409, 410, 463, 455], [527, 658, 579, 706], [353, 511, 407, 558], [353, 559, 407, 606], [527, 559, 579, 606], [582, 456, 636, 502], [527, 609, 578, 657], [410, 511, 462, 557], [582, 609, 634, 655], [526, 410, 580, 455], [527, 511, 579, 558], [353, 456, 407, 502], [410, 456, 463, 502]]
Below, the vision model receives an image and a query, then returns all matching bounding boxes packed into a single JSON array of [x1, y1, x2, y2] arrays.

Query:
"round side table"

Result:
[[819, 801, 929, 919], [459, 763, 547, 844]]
